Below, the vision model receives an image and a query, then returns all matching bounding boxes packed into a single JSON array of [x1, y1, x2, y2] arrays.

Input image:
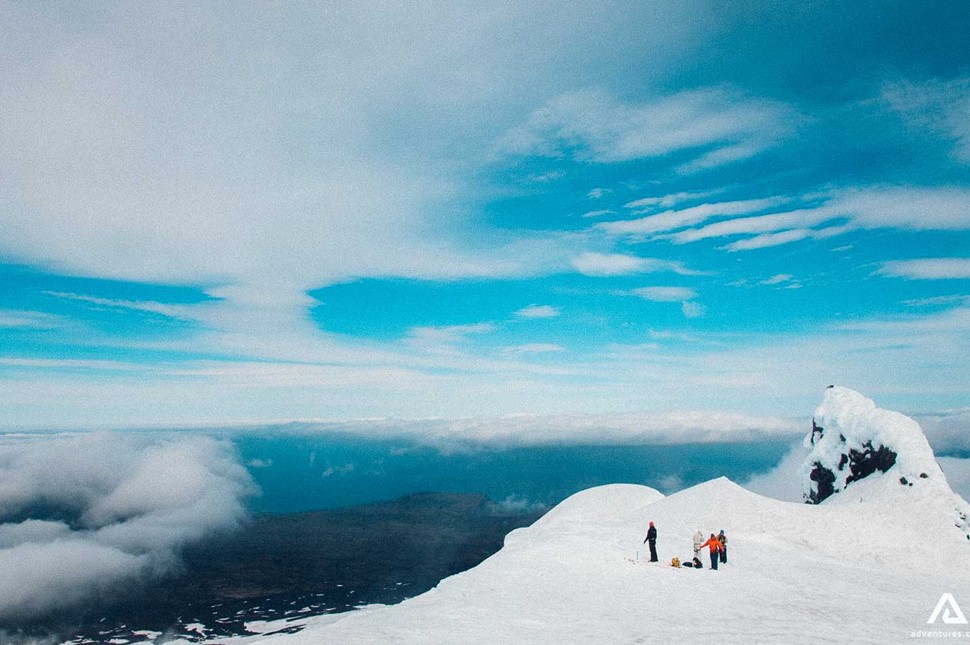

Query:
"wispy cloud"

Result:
[[622, 186, 970, 252], [623, 189, 723, 211], [829, 186, 970, 230], [0, 310, 61, 329], [502, 343, 565, 356], [630, 286, 698, 302], [44, 291, 194, 319], [597, 197, 788, 238], [883, 77, 970, 162], [406, 323, 497, 345], [514, 305, 560, 319], [902, 295, 970, 307], [669, 208, 838, 244], [623, 286, 706, 318], [580, 209, 615, 219], [571, 252, 698, 277], [498, 87, 795, 170], [0, 358, 150, 372], [760, 274, 794, 285], [877, 258, 970, 280], [680, 301, 706, 318], [722, 229, 815, 251]]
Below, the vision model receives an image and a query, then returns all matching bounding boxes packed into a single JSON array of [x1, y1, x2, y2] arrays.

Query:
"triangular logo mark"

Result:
[[928, 593, 968, 625]]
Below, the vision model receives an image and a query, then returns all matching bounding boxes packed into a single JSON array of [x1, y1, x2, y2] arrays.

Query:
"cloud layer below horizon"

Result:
[[0, 433, 254, 622]]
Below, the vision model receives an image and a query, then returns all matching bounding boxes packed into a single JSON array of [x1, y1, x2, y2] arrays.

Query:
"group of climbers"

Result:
[[690, 530, 727, 570], [642, 523, 727, 570]]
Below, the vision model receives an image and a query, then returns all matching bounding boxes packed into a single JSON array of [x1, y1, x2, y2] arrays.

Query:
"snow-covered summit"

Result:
[[201, 388, 970, 645], [802, 386, 970, 538], [803, 386, 946, 503]]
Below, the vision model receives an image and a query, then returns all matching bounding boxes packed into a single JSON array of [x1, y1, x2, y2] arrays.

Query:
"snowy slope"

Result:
[[200, 389, 970, 644]]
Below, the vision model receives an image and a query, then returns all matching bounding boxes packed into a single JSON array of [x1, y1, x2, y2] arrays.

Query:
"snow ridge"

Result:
[[204, 388, 970, 644]]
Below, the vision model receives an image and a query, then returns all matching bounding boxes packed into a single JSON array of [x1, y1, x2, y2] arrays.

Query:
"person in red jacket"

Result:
[[700, 533, 721, 570]]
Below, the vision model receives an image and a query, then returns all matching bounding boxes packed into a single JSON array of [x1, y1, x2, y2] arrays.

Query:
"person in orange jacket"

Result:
[[700, 533, 721, 570]]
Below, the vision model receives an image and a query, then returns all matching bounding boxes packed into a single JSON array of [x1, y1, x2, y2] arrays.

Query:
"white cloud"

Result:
[[498, 87, 795, 167], [503, 343, 565, 355], [598, 197, 788, 238], [321, 463, 355, 478], [580, 209, 614, 219], [44, 291, 193, 319], [877, 258, 970, 280], [760, 274, 793, 285], [407, 323, 497, 345], [914, 409, 970, 456], [622, 186, 970, 252], [670, 208, 836, 244], [587, 188, 608, 200], [0, 433, 254, 621], [266, 411, 803, 450], [723, 229, 814, 251], [0, 310, 61, 329], [0, 4, 629, 364], [828, 186, 970, 230], [0, 358, 150, 372], [938, 457, 970, 501], [743, 443, 811, 502], [515, 305, 560, 319], [527, 170, 565, 183], [883, 77, 970, 162], [571, 252, 697, 277], [902, 295, 970, 307], [631, 286, 697, 302], [681, 301, 706, 318], [623, 189, 722, 211], [489, 495, 549, 514]]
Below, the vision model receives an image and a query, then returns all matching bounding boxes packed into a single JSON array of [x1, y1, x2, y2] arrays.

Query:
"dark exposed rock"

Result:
[[807, 463, 836, 504], [844, 441, 897, 486], [805, 422, 897, 504]]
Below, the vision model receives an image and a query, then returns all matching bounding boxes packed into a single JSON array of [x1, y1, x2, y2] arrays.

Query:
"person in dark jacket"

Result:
[[718, 529, 728, 564], [643, 521, 658, 562]]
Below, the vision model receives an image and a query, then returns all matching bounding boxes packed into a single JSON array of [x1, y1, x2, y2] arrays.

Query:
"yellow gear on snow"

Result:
[[671, 557, 680, 568]]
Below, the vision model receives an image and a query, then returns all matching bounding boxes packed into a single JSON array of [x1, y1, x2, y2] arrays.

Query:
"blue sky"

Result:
[[1, 1, 969, 430]]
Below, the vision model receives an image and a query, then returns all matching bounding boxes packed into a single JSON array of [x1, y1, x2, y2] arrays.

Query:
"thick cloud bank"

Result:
[[0, 433, 254, 623], [262, 411, 803, 452]]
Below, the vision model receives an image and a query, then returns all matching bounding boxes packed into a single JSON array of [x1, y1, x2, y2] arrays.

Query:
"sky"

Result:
[[1, 1, 969, 430]]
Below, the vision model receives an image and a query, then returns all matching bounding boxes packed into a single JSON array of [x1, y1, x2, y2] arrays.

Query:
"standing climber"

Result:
[[718, 529, 728, 564], [643, 521, 658, 562], [692, 530, 704, 567], [700, 533, 721, 570]]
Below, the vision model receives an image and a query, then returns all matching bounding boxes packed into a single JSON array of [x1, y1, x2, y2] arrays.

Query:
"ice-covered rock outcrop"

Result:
[[802, 385, 970, 537]]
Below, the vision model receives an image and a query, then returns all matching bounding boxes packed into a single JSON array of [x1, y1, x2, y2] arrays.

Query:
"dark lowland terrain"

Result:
[[13, 493, 543, 644]]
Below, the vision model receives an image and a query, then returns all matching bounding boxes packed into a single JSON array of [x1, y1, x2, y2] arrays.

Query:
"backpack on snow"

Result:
[[671, 557, 680, 568]]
